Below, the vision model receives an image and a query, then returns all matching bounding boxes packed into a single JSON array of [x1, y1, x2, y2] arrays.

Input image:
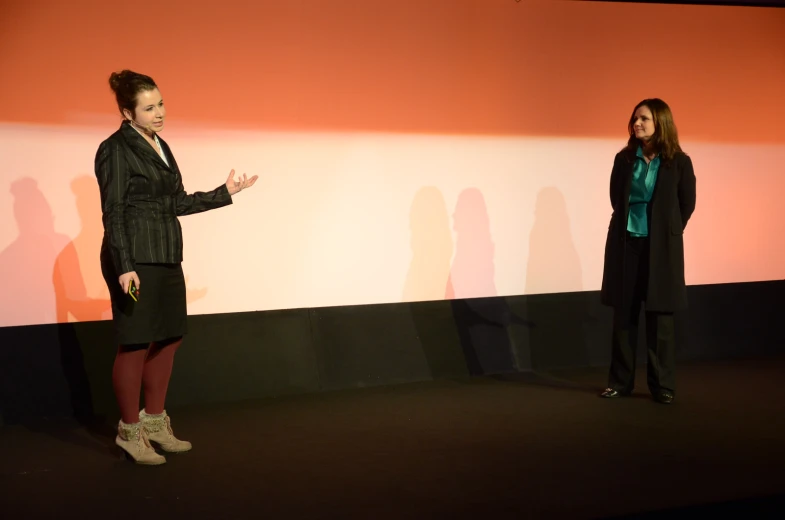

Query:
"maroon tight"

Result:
[[112, 337, 182, 424]]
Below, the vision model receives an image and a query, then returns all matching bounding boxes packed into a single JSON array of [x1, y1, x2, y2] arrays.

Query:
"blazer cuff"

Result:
[[218, 183, 233, 204], [115, 255, 135, 276]]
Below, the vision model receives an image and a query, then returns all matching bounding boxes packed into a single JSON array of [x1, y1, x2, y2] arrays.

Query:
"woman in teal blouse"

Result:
[[600, 98, 696, 404]]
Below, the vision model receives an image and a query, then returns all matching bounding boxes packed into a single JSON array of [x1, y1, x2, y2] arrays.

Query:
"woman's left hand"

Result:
[[225, 169, 259, 196]]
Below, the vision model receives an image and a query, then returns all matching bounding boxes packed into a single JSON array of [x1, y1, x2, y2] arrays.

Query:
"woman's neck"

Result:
[[641, 140, 657, 159], [129, 121, 156, 143]]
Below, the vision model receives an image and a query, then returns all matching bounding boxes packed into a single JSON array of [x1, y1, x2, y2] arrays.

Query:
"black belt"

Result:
[[626, 231, 649, 240]]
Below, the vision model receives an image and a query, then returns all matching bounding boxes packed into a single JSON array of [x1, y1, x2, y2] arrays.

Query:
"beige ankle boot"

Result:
[[140, 409, 192, 453], [116, 420, 166, 465]]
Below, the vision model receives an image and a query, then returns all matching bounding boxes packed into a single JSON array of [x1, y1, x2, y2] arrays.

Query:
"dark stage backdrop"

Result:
[[2, 281, 783, 426]]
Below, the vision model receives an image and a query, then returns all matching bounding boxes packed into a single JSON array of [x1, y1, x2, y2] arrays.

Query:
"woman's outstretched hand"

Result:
[[225, 169, 259, 196]]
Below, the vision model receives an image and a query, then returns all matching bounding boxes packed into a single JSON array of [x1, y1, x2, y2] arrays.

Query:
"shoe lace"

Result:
[[139, 429, 154, 450], [164, 416, 176, 440]]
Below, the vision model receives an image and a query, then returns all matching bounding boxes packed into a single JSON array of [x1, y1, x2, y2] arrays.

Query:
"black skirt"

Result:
[[101, 256, 188, 346]]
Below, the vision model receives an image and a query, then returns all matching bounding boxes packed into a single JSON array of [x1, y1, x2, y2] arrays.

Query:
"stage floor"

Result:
[[2, 355, 785, 519]]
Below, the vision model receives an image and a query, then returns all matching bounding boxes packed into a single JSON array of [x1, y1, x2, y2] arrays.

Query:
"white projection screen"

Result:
[[1, 0, 784, 327]]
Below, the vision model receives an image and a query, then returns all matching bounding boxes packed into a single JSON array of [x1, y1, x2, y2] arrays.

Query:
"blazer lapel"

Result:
[[120, 121, 173, 172], [156, 137, 179, 176]]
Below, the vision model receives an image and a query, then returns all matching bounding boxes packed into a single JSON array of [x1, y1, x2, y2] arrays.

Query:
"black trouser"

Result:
[[608, 235, 676, 395]]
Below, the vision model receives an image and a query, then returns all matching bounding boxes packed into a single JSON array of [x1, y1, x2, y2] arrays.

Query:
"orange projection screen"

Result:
[[1, 0, 784, 327]]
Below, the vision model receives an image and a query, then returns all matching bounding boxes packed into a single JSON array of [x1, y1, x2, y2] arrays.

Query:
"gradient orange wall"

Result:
[[1, 0, 784, 327]]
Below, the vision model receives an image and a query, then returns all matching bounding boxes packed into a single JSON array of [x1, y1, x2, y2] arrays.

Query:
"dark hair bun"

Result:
[[107, 70, 158, 117], [109, 70, 128, 93]]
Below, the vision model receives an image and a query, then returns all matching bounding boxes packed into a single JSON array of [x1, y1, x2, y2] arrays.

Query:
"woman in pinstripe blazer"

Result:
[[96, 70, 258, 464]]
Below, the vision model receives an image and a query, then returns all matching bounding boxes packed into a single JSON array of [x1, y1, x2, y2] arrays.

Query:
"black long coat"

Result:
[[600, 148, 697, 312]]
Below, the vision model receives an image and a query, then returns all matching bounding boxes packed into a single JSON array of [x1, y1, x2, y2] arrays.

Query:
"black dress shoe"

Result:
[[600, 388, 629, 398], [653, 390, 674, 404]]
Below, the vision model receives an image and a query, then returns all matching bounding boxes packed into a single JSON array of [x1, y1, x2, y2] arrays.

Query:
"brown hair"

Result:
[[626, 98, 683, 161], [108, 70, 157, 119]]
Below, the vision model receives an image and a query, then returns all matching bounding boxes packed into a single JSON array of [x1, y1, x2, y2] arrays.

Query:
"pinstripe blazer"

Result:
[[95, 121, 233, 275]]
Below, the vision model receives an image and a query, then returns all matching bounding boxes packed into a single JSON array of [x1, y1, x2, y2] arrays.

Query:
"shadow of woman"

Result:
[[522, 187, 590, 371], [0, 178, 72, 426], [51, 175, 117, 450], [402, 186, 453, 303], [403, 187, 468, 379], [448, 188, 520, 376], [0, 178, 70, 326], [0, 177, 115, 452]]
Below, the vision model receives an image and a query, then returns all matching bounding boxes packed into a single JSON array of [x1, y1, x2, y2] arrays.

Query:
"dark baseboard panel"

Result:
[[589, 0, 785, 9], [1, 280, 783, 425]]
